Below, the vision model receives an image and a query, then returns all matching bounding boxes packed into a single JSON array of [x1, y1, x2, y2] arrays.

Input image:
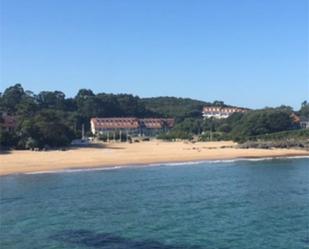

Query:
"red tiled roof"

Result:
[[139, 118, 175, 129], [91, 117, 175, 130], [140, 119, 163, 129], [91, 117, 139, 129]]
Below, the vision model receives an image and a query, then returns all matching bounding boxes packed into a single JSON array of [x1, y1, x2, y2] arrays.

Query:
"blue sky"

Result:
[[0, 0, 308, 109]]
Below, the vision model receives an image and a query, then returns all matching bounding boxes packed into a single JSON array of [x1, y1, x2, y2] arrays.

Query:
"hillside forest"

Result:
[[0, 84, 308, 149]]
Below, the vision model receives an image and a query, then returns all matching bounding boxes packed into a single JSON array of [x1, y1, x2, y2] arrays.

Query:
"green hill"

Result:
[[141, 96, 209, 119]]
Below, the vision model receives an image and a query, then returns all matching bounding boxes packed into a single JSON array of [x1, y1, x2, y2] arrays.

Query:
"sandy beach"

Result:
[[1, 141, 308, 176]]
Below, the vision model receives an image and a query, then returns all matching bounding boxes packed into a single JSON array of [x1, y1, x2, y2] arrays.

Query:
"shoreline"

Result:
[[22, 155, 309, 176], [1, 141, 309, 176]]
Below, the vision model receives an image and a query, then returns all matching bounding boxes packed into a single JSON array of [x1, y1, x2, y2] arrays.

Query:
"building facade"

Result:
[[202, 106, 248, 119], [140, 118, 175, 136], [90, 117, 140, 136], [300, 118, 309, 129], [90, 117, 175, 137]]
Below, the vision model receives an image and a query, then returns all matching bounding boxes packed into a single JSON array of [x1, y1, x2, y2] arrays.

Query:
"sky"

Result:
[[0, 0, 308, 109]]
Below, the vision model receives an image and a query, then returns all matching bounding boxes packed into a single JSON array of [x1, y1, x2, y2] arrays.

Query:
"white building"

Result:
[[90, 117, 175, 136], [300, 118, 309, 129], [202, 106, 247, 119]]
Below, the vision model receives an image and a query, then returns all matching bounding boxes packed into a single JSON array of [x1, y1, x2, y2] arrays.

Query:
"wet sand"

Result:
[[1, 141, 308, 175]]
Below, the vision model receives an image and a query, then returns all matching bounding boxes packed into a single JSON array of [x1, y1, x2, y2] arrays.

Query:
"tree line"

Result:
[[0, 83, 308, 149]]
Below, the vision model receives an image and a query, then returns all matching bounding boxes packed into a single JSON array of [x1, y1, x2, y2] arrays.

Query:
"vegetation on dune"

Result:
[[249, 129, 309, 141], [236, 129, 309, 150], [0, 83, 308, 149], [228, 108, 297, 142]]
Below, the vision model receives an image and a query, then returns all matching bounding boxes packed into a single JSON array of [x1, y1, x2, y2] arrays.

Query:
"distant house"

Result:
[[202, 106, 248, 119], [1, 113, 17, 131], [300, 117, 309, 129], [90, 117, 175, 137]]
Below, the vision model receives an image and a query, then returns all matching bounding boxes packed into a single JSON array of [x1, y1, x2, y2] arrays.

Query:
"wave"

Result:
[[23, 155, 309, 175], [149, 156, 309, 167], [26, 166, 124, 175]]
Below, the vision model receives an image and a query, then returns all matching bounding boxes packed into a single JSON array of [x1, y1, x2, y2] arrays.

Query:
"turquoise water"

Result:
[[1, 158, 309, 249]]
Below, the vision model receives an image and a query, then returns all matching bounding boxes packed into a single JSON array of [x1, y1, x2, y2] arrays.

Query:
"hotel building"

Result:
[[202, 106, 248, 119], [90, 117, 175, 137]]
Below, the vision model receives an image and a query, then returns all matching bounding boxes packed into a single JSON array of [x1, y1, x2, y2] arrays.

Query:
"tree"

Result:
[[33, 110, 75, 147], [212, 100, 225, 107], [16, 110, 76, 148], [16, 91, 38, 116], [300, 101, 309, 118], [141, 96, 207, 119], [0, 127, 18, 148], [1, 83, 303, 147], [229, 108, 295, 140], [37, 91, 66, 109], [173, 118, 203, 135], [75, 89, 95, 99], [0, 84, 25, 113]]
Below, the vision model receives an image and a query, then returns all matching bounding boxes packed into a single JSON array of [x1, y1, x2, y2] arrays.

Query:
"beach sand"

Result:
[[1, 141, 308, 175]]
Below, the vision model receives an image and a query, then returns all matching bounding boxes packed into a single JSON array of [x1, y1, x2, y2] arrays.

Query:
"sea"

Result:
[[0, 157, 308, 249]]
